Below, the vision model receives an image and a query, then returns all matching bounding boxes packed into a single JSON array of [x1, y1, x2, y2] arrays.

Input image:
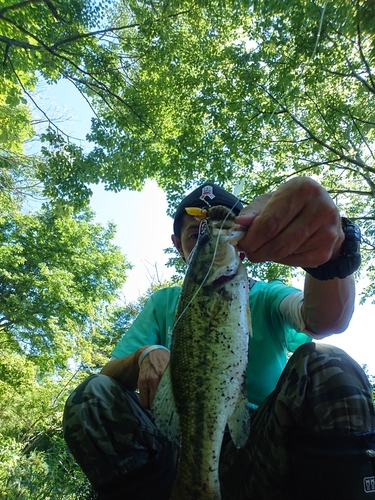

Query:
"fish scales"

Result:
[[153, 205, 251, 500]]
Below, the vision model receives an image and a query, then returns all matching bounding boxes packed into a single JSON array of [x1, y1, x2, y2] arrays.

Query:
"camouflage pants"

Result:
[[63, 343, 375, 499]]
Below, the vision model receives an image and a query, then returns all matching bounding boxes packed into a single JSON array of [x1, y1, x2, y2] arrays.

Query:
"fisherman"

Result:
[[63, 177, 375, 500]]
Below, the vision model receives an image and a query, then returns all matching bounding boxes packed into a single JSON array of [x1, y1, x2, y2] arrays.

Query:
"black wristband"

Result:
[[303, 217, 361, 280]]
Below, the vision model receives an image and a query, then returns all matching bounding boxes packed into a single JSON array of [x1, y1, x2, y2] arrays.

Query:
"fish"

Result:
[[152, 205, 252, 500]]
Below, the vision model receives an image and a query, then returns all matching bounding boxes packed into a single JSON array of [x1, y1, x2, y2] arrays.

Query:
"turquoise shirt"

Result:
[[112, 280, 311, 407]]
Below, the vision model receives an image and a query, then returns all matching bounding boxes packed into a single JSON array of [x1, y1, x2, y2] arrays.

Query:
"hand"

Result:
[[235, 177, 344, 268], [137, 347, 170, 409]]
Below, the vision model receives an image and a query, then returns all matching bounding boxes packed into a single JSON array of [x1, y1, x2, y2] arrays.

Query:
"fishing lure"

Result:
[[185, 206, 209, 220]]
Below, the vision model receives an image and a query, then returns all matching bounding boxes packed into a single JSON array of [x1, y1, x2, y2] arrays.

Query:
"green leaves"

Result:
[[0, 1, 374, 495], [1, 0, 374, 282], [0, 202, 130, 371], [75, 0, 375, 290]]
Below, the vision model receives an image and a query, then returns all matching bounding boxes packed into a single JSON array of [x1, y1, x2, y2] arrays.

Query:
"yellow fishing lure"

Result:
[[185, 207, 209, 220]]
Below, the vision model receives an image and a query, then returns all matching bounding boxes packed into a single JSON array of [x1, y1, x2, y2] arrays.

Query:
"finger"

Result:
[[282, 223, 343, 267], [235, 194, 273, 228], [247, 216, 342, 267], [238, 206, 306, 258], [139, 385, 150, 409], [237, 193, 274, 220], [241, 182, 341, 260]]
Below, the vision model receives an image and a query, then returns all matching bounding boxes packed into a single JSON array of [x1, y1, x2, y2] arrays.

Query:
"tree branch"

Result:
[[329, 189, 373, 196], [1, 5, 193, 53], [322, 67, 352, 79], [260, 84, 375, 173], [292, 158, 342, 171], [7, 57, 73, 140], [303, 90, 351, 156], [62, 73, 100, 122], [63, 73, 152, 132], [44, 0, 65, 22], [0, 0, 42, 17], [51, 22, 141, 50], [348, 109, 375, 162], [0, 318, 13, 330], [356, 18, 375, 91], [0, 34, 38, 50], [346, 57, 375, 95], [1, 17, 153, 132]]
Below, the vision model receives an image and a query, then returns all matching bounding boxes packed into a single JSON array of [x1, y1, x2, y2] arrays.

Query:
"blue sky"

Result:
[[90, 180, 175, 300], [38, 78, 375, 374]]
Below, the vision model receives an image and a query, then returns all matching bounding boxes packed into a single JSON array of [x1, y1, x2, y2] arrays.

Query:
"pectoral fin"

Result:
[[152, 364, 180, 446], [227, 388, 250, 449]]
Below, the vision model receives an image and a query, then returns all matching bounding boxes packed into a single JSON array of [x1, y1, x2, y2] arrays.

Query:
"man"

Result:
[[63, 177, 375, 500]]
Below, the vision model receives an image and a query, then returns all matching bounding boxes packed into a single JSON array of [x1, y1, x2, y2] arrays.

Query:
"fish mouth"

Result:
[[212, 273, 237, 286]]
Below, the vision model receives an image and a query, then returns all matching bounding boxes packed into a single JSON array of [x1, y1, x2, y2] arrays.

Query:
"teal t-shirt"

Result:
[[111, 281, 311, 407]]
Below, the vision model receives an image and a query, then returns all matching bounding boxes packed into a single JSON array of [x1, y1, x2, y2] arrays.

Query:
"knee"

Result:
[[293, 342, 359, 371], [288, 341, 374, 400], [63, 374, 123, 433], [65, 373, 118, 407], [63, 374, 131, 449], [283, 343, 375, 433]]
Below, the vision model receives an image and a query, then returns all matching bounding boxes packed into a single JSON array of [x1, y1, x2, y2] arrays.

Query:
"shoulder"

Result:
[[146, 286, 182, 316], [149, 286, 181, 303]]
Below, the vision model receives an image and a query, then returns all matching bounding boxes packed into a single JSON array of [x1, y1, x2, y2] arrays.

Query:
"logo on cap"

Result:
[[200, 185, 215, 203]]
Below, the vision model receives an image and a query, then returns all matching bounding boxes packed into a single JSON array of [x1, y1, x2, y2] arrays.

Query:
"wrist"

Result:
[[135, 346, 149, 368], [138, 345, 170, 368], [303, 217, 361, 281], [330, 227, 345, 261]]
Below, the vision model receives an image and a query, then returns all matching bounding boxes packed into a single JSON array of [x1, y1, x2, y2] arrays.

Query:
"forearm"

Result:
[[302, 273, 355, 338], [100, 346, 147, 390]]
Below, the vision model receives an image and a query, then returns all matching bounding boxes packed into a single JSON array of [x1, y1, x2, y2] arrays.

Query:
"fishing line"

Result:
[[172, 200, 242, 332]]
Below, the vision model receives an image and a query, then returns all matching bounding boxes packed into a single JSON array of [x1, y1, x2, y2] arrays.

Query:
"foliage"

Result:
[[0, 188, 138, 497], [0, 285, 163, 499], [1, 0, 375, 496], [0, 352, 95, 499], [0, 198, 130, 372], [2, 0, 374, 292], [85, 0, 375, 291]]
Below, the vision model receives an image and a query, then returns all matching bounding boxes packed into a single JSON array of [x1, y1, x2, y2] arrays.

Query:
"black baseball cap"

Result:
[[173, 182, 243, 237]]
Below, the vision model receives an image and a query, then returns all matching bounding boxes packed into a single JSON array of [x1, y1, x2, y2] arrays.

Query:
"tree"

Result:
[[0, 350, 95, 499], [0, 172, 132, 498], [88, 0, 375, 295], [0, 199, 130, 372], [85, 2, 374, 220], [0, 282, 169, 499], [3, 0, 373, 292]]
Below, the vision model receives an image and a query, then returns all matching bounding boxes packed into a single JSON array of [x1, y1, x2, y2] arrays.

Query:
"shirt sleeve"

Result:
[[251, 280, 312, 352], [110, 287, 180, 359], [279, 291, 315, 338], [111, 294, 163, 359]]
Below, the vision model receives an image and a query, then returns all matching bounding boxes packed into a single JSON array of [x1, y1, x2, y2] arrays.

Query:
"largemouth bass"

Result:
[[153, 205, 251, 500]]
